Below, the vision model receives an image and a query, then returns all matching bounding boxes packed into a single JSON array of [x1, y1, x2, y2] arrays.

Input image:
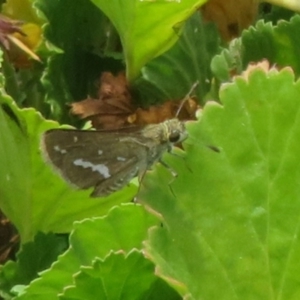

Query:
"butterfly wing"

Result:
[[41, 128, 148, 197]]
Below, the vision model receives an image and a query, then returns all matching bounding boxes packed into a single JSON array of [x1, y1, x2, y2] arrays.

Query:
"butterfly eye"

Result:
[[168, 130, 181, 143]]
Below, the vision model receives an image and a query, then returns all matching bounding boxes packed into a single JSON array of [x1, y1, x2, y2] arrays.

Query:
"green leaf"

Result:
[[0, 91, 136, 243], [2, 0, 43, 24], [212, 15, 300, 82], [60, 251, 156, 300], [135, 12, 220, 106], [211, 38, 243, 83], [0, 232, 67, 298], [60, 250, 181, 300], [139, 66, 300, 299], [15, 204, 162, 300], [34, 0, 123, 123], [260, 4, 295, 24], [91, 0, 207, 80]]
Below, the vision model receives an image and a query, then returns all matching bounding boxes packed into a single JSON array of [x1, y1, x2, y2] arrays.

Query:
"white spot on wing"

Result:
[[117, 156, 126, 162], [73, 158, 111, 178], [54, 145, 67, 154], [73, 136, 78, 142], [98, 150, 103, 155]]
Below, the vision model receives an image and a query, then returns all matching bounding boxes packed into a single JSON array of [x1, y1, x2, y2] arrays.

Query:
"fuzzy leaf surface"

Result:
[[139, 66, 300, 299]]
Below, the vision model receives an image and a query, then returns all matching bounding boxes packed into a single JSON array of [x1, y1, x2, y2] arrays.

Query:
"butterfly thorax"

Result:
[[140, 118, 187, 167]]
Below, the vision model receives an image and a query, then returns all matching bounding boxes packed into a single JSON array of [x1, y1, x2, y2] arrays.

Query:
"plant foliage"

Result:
[[1, 1, 300, 299]]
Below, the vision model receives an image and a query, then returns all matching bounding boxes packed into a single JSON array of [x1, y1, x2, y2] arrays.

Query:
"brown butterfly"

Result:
[[41, 118, 187, 197]]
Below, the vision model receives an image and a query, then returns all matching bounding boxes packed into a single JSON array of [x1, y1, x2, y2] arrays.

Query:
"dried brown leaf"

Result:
[[71, 72, 134, 129], [129, 98, 199, 126], [0, 210, 19, 264], [201, 0, 258, 41], [99, 72, 130, 99], [72, 72, 199, 129]]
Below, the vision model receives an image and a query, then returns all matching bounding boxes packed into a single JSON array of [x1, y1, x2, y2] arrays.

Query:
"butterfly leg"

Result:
[[158, 159, 178, 178]]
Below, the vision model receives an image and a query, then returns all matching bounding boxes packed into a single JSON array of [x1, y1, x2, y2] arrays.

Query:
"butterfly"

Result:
[[41, 118, 187, 197]]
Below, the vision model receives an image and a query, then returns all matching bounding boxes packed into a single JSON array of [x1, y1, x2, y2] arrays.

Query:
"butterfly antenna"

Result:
[[175, 80, 199, 118]]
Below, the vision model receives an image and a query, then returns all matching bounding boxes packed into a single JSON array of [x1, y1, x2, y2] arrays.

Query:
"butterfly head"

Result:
[[163, 119, 188, 145]]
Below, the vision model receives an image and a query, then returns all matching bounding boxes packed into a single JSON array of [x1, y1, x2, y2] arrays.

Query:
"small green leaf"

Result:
[[14, 205, 159, 300], [212, 15, 300, 82], [2, 0, 43, 24], [60, 251, 155, 300], [135, 12, 220, 105], [60, 249, 181, 300], [0, 232, 67, 298]]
